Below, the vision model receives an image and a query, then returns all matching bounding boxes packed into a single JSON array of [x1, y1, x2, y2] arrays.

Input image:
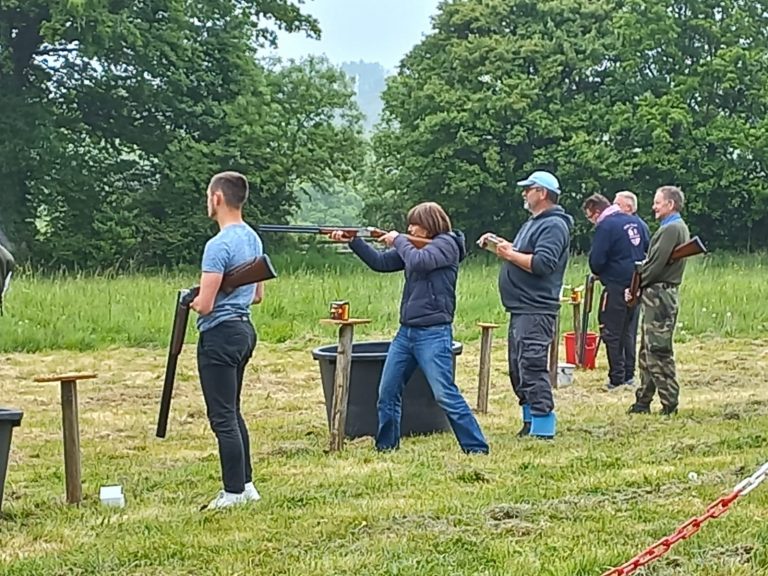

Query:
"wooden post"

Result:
[[33, 372, 97, 505], [320, 319, 371, 452], [476, 323, 499, 414], [60, 379, 81, 504], [571, 300, 582, 367]]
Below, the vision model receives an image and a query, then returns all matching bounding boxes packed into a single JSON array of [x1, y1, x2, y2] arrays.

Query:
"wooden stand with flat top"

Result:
[[476, 323, 499, 413], [32, 372, 97, 505], [549, 298, 570, 389], [319, 319, 371, 452]]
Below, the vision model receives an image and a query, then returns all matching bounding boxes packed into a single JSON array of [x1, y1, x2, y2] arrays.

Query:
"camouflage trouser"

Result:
[[635, 283, 680, 409]]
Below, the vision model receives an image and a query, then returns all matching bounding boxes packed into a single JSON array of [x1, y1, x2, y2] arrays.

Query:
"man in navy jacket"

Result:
[[583, 194, 650, 389]]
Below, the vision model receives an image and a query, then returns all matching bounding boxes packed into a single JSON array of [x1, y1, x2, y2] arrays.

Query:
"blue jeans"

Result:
[[376, 325, 489, 454]]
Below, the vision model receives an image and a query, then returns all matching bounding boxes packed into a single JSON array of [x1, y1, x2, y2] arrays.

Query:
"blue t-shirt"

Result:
[[196, 223, 263, 333]]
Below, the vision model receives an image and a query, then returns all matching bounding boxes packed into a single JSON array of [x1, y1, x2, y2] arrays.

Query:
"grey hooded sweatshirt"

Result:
[[498, 205, 573, 315]]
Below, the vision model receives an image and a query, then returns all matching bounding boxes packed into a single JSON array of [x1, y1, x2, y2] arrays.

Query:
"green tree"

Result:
[[292, 184, 365, 226], [1, 1, 365, 267], [370, 0, 768, 251]]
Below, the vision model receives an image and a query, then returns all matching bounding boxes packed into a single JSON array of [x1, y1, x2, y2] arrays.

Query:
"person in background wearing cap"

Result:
[[478, 170, 573, 439], [582, 194, 649, 390]]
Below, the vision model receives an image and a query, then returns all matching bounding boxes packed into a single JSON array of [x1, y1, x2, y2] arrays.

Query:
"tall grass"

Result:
[[0, 252, 765, 353]]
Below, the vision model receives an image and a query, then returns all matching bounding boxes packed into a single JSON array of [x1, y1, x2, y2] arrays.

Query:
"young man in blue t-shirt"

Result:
[[583, 193, 650, 390], [190, 171, 264, 510]]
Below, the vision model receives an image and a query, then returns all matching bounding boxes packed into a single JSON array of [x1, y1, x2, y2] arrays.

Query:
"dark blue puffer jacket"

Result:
[[349, 231, 466, 327]]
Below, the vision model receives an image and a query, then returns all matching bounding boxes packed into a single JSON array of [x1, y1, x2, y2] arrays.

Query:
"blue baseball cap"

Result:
[[516, 170, 561, 194]]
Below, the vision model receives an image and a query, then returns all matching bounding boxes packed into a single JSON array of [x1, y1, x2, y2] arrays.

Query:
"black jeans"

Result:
[[598, 284, 640, 385], [624, 298, 640, 382], [197, 318, 256, 494], [508, 313, 556, 416]]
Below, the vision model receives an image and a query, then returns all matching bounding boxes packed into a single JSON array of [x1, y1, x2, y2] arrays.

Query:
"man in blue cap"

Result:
[[479, 170, 573, 439]]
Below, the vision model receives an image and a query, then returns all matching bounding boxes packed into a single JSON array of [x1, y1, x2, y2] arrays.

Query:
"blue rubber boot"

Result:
[[530, 411, 556, 439], [517, 404, 532, 437]]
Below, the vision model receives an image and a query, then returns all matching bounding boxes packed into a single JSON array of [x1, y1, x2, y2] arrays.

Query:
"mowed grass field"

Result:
[[0, 253, 766, 353], [1, 252, 768, 575]]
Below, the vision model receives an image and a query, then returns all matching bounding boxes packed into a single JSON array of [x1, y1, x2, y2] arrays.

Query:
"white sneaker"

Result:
[[244, 482, 261, 502], [206, 490, 247, 510]]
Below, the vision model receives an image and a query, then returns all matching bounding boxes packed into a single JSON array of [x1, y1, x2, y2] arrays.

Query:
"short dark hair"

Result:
[[209, 171, 249, 209], [582, 193, 611, 214], [407, 202, 452, 238], [657, 185, 684, 211], [546, 190, 560, 205]]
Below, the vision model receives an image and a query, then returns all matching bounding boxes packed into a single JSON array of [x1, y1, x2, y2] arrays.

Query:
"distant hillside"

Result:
[[340, 60, 389, 134]]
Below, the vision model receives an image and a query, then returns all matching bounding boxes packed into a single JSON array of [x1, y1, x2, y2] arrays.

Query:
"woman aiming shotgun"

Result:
[[328, 202, 489, 454]]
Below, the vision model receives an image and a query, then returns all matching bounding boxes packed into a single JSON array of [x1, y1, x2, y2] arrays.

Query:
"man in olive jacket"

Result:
[[627, 186, 690, 416]]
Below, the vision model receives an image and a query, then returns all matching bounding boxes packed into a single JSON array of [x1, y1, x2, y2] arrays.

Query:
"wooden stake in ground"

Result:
[[319, 319, 370, 452], [476, 322, 499, 414], [32, 372, 97, 505]]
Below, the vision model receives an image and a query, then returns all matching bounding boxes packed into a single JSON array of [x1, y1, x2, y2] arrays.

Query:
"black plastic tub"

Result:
[[0, 407, 23, 512], [312, 340, 461, 439]]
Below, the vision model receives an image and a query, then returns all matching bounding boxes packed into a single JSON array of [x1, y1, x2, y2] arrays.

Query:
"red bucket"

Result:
[[564, 331, 599, 369]]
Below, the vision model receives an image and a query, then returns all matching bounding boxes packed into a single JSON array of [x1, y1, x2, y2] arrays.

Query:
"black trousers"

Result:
[[508, 313, 556, 415], [598, 284, 640, 386], [197, 318, 256, 493]]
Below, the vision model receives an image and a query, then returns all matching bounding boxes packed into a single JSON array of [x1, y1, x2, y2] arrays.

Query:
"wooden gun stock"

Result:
[[364, 227, 432, 249], [670, 235, 707, 261], [627, 236, 707, 307], [155, 254, 278, 438], [220, 253, 278, 293]]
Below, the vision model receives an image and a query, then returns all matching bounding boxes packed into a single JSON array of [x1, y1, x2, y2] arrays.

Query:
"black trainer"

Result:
[[659, 405, 678, 416], [627, 403, 651, 414], [517, 422, 531, 437]]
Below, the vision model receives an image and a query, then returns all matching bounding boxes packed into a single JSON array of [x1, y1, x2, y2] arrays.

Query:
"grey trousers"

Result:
[[507, 313, 556, 416]]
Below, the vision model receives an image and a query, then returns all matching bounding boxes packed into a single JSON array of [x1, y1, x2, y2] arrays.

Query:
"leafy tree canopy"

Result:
[[369, 0, 768, 251]]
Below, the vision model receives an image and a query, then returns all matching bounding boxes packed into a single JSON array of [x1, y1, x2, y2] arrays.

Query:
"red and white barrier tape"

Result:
[[601, 461, 768, 576]]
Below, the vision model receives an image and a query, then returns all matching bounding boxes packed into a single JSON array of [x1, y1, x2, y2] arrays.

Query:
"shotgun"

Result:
[[627, 236, 706, 307], [578, 274, 596, 367], [155, 254, 278, 438], [257, 224, 432, 249]]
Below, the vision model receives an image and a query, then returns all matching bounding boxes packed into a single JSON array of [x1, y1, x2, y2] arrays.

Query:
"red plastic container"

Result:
[[564, 331, 599, 369]]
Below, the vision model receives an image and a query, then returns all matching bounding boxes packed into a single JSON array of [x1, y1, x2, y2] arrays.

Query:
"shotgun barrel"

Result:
[[257, 224, 432, 248]]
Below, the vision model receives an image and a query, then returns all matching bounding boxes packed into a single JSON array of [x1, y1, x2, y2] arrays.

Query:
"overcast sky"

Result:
[[268, 0, 441, 70]]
